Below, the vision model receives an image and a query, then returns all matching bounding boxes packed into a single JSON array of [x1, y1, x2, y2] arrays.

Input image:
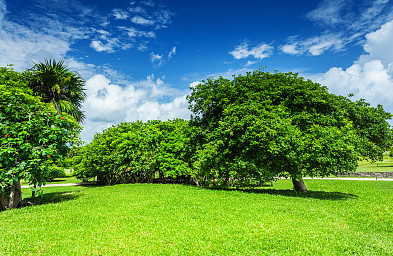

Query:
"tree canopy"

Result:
[[187, 69, 393, 191]]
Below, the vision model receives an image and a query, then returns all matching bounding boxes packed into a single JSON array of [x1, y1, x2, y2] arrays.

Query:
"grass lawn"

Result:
[[1, 180, 392, 255], [357, 154, 393, 172]]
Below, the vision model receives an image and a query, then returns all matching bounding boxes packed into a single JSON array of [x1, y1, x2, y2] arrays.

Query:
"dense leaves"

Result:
[[188, 70, 392, 190], [0, 66, 81, 210], [72, 119, 191, 185]]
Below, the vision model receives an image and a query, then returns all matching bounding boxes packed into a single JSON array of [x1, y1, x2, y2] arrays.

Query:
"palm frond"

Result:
[[28, 59, 86, 123]]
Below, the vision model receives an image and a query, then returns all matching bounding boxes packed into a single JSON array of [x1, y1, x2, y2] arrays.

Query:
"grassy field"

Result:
[[1, 179, 392, 255], [357, 154, 393, 172]]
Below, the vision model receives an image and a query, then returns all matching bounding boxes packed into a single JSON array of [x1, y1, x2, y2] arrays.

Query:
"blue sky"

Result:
[[1, 0, 393, 142]]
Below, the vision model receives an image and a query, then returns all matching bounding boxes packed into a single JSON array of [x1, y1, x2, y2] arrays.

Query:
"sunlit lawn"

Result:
[[1, 179, 392, 255], [357, 154, 393, 172]]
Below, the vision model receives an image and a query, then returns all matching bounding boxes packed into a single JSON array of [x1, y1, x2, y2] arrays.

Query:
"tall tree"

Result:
[[188, 69, 392, 191], [28, 59, 86, 122]]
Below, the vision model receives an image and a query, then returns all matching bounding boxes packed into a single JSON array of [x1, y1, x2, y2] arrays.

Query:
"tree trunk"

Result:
[[0, 193, 9, 212], [8, 180, 22, 209], [192, 177, 200, 186], [52, 98, 61, 115], [32, 184, 36, 198], [292, 178, 307, 192]]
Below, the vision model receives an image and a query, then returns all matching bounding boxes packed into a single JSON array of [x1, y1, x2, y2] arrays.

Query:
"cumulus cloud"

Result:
[[281, 44, 299, 55], [310, 19, 393, 115], [81, 74, 191, 142], [229, 42, 274, 60], [90, 40, 114, 53], [361, 20, 393, 66]]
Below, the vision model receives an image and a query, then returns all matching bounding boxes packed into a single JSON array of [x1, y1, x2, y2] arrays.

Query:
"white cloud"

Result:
[[283, 0, 393, 57], [305, 34, 344, 56], [81, 74, 191, 142], [245, 60, 257, 67], [128, 6, 147, 14], [310, 20, 393, 116], [229, 42, 274, 60], [131, 15, 155, 26], [0, 0, 173, 59], [141, 0, 155, 7], [361, 20, 393, 66], [112, 8, 129, 20], [306, 0, 347, 26], [126, 27, 156, 38], [90, 40, 114, 53], [150, 52, 163, 66], [168, 46, 176, 58], [281, 33, 344, 56], [0, 21, 71, 70], [0, 0, 6, 26], [281, 44, 299, 55], [189, 81, 201, 89]]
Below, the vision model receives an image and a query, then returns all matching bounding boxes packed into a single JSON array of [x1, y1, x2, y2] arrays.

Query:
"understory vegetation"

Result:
[[1, 180, 392, 255]]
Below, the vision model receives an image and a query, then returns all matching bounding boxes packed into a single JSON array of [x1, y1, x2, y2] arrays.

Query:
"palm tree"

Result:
[[28, 59, 86, 122]]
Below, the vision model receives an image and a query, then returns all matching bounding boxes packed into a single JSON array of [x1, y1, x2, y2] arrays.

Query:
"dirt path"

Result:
[[21, 182, 97, 189], [303, 177, 393, 181]]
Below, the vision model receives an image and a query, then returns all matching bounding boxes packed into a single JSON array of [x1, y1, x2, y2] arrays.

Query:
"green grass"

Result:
[[1, 180, 392, 255], [358, 154, 393, 172]]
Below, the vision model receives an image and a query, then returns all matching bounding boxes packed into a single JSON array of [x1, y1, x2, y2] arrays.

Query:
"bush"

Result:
[[47, 166, 67, 181], [71, 119, 192, 185]]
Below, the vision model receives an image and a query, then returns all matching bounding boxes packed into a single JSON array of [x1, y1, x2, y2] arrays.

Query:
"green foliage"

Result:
[[188, 69, 393, 186], [47, 166, 67, 181], [72, 119, 191, 185], [27, 59, 86, 122], [0, 67, 81, 195]]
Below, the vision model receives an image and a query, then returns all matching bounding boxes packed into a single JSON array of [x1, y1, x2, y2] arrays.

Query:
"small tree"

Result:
[[0, 67, 80, 211], [188, 69, 392, 191]]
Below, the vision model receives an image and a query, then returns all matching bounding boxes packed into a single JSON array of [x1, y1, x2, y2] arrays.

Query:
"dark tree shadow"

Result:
[[74, 182, 100, 187], [205, 187, 358, 201], [49, 179, 67, 182], [21, 190, 82, 207]]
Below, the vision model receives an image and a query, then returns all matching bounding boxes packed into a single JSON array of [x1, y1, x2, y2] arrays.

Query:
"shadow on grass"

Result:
[[22, 190, 82, 207], [205, 187, 358, 201]]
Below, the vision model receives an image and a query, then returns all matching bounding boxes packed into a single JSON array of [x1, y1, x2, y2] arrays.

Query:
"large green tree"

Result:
[[28, 59, 86, 123], [0, 67, 81, 211], [188, 69, 392, 191]]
